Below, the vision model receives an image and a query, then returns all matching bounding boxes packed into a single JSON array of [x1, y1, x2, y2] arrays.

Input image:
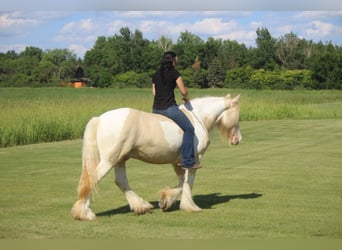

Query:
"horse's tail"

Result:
[[71, 117, 99, 220], [79, 116, 100, 200]]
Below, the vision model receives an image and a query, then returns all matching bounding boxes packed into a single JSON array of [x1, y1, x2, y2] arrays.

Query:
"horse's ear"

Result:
[[225, 94, 231, 98], [232, 95, 240, 105]]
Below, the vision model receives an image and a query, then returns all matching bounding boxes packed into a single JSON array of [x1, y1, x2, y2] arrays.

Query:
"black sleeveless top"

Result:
[[152, 68, 181, 109]]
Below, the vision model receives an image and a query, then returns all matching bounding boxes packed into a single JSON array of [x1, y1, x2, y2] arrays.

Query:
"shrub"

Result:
[[178, 69, 207, 88], [112, 71, 151, 88], [225, 67, 315, 90], [225, 66, 253, 89]]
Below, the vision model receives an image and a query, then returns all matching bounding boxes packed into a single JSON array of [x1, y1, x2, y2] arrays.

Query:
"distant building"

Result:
[[68, 66, 90, 88]]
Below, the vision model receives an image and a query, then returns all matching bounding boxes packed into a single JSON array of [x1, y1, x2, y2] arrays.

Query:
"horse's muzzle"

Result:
[[231, 134, 242, 145]]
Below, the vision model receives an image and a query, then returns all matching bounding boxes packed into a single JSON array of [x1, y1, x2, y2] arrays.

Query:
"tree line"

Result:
[[0, 27, 341, 89]]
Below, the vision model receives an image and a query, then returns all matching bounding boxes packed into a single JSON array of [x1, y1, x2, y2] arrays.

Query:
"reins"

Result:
[[182, 101, 209, 137]]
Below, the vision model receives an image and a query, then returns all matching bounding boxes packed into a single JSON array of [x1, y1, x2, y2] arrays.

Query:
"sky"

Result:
[[1, 0, 342, 58]]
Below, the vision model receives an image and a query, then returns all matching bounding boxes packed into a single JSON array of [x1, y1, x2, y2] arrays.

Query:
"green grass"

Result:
[[0, 119, 341, 239], [1, 88, 342, 147]]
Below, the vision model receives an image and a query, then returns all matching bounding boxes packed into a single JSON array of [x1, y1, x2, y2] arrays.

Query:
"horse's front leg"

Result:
[[114, 162, 153, 215], [159, 164, 184, 211], [180, 169, 202, 212]]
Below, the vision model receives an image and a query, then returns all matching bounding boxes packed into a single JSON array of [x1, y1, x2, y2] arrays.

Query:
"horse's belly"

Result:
[[130, 147, 180, 164], [131, 122, 182, 164]]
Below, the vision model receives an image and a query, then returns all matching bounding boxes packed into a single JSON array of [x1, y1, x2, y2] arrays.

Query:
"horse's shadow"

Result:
[[96, 192, 262, 217], [194, 192, 262, 209]]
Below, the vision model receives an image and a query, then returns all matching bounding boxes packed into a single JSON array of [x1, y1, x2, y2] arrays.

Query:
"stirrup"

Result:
[[177, 163, 202, 170]]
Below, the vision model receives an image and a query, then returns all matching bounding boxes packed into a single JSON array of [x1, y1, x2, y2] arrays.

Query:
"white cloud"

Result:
[[216, 30, 256, 46], [250, 21, 262, 29], [0, 12, 40, 36], [68, 44, 88, 57], [191, 18, 237, 35], [306, 20, 334, 37], [135, 17, 240, 42], [1, 10, 341, 58], [54, 18, 99, 49], [0, 43, 27, 53], [136, 20, 174, 41], [138, 20, 155, 33], [294, 11, 342, 20], [277, 25, 294, 34], [60, 18, 94, 33], [107, 20, 130, 34]]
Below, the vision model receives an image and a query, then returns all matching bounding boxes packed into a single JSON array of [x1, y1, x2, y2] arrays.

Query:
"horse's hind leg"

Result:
[[71, 170, 97, 221], [114, 162, 153, 215], [72, 159, 113, 221]]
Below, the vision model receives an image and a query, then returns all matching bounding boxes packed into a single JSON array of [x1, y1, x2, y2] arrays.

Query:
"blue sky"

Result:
[[1, 1, 342, 58]]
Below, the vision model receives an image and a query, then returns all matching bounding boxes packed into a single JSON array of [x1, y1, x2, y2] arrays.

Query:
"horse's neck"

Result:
[[192, 97, 226, 132]]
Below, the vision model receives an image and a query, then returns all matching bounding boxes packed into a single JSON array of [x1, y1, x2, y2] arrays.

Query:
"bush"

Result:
[[225, 67, 315, 90], [225, 66, 253, 89], [192, 69, 208, 88], [111, 71, 151, 88]]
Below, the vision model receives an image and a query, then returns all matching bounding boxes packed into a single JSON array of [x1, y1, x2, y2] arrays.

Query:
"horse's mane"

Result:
[[183, 95, 240, 143], [215, 105, 240, 144]]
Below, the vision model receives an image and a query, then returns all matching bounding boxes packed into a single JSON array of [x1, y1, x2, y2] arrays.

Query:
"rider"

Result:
[[152, 51, 201, 170]]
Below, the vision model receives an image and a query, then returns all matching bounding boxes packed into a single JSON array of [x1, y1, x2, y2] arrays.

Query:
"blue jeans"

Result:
[[153, 105, 195, 167]]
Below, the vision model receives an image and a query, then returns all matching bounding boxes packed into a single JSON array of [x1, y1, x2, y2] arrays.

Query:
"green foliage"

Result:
[[225, 66, 254, 89], [173, 31, 204, 70], [1, 27, 342, 89], [192, 68, 208, 88], [253, 27, 278, 70], [199, 37, 222, 69], [306, 42, 342, 89], [207, 57, 225, 88], [178, 68, 192, 87], [219, 40, 248, 69], [156, 35, 173, 52], [225, 67, 314, 90], [276, 32, 305, 69], [179, 68, 207, 89], [112, 71, 151, 88], [0, 47, 78, 87]]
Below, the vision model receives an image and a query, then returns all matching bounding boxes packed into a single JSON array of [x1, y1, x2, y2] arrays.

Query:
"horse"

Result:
[[71, 94, 241, 220]]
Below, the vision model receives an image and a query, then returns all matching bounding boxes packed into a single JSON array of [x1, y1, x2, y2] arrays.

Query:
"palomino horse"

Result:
[[71, 94, 241, 220]]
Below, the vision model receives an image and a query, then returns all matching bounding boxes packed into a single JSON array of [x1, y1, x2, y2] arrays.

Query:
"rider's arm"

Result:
[[176, 77, 189, 102], [152, 83, 156, 96]]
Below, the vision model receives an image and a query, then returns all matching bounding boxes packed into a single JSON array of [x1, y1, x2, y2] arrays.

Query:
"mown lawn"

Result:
[[0, 119, 341, 239]]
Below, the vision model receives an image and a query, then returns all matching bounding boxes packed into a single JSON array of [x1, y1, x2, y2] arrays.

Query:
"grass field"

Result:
[[0, 88, 341, 239], [0, 119, 341, 239]]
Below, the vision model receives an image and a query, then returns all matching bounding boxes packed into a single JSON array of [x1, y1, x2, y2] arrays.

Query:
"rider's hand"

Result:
[[182, 96, 190, 103]]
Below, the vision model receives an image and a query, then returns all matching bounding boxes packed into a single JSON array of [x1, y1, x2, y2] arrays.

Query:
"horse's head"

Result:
[[216, 95, 242, 145]]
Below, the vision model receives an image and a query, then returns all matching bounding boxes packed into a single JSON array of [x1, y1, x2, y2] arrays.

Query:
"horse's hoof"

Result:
[[133, 208, 152, 215], [158, 189, 171, 210], [133, 201, 154, 215], [86, 214, 96, 220], [159, 199, 167, 210]]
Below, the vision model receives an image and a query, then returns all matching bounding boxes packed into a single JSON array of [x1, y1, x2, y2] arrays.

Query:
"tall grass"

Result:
[[1, 88, 341, 147], [238, 90, 342, 120], [0, 88, 152, 147]]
